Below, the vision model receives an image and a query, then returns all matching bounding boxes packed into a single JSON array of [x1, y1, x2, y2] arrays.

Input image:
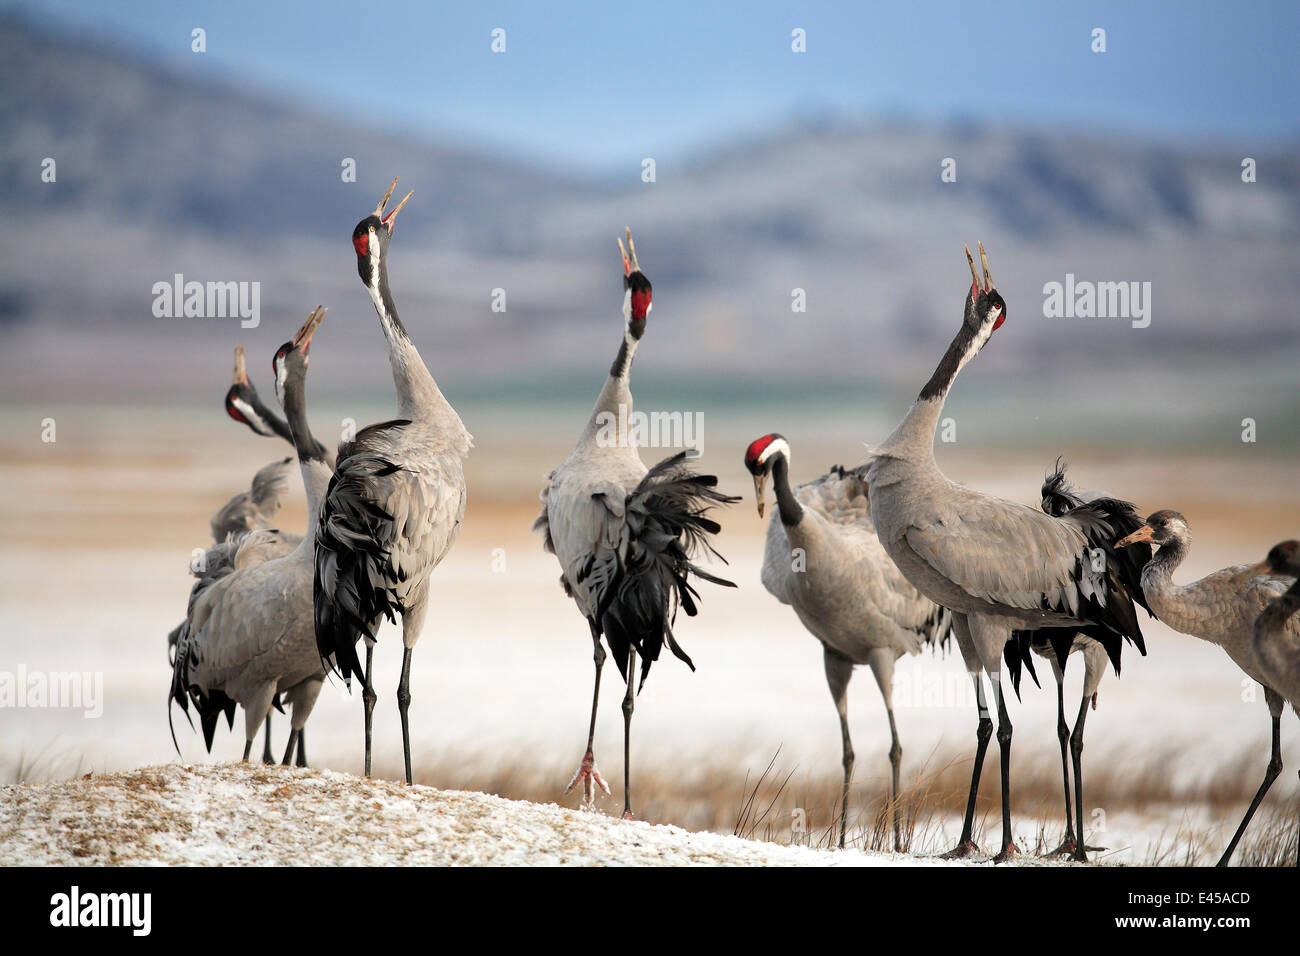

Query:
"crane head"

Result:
[[353, 177, 413, 285], [743, 433, 790, 519], [1115, 509, 1187, 551], [619, 228, 652, 330], [1235, 540, 1300, 583], [273, 306, 326, 406], [224, 345, 277, 436], [963, 241, 1006, 336]]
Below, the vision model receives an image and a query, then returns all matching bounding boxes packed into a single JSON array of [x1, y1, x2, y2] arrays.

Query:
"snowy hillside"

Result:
[[0, 763, 1072, 866]]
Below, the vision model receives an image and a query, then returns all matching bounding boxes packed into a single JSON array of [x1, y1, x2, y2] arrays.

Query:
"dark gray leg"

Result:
[[397, 646, 414, 785], [280, 728, 300, 767], [565, 622, 610, 806], [992, 682, 1017, 863], [621, 648, 638, 820], [944, 613, 987, 858], [823, 646, 855, 849], [1216, 690, 1284, 867], [1047, 674, 1076, 856], [886, 709, 903, 852], [242, 739, 253, 762], [295, 729, 307, 767], [262, 714, 275, 764], [362, 643, 376, 777], [1069, 694, 1090, 861]]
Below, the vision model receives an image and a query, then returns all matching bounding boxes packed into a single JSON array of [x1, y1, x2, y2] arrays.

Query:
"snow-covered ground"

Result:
[[0, 762, 1056, 867], [1, 421, 1296, 865]]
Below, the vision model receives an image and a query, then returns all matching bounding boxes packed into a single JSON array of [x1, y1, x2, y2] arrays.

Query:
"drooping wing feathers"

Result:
[[1004, 461, 1155, 692], [581, 451, 739, 689], [314, 417, 466, 683], [313, 451, 408, 682]]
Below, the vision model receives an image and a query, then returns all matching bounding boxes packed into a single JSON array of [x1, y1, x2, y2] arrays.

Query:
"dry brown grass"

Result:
[[6, 740, 1295, 865], [353, 738, 1300, 863]]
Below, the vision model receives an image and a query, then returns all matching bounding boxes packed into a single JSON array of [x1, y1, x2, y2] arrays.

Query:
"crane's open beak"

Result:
[[293, 305, 326, 353], [232, 344, 248, 385], [964, 242, 995, 292], [1230, 559, 1275, 584], [618, 227, 641, 277], [373, 176, 413, 229], [1114, 525, 1154, 548], [753, 474, 768, 519]]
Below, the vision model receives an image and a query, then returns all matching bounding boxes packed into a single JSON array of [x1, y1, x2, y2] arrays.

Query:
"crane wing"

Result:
[[314, 420, 466, 682]]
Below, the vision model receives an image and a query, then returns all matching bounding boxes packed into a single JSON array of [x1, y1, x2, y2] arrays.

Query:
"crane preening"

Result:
[[534, 229, 738, 819], [1118, 515, 1300, 865], [314, 178, 472, 785]]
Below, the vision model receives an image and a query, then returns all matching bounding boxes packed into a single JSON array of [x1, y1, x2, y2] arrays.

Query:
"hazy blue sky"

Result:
[[10, 1, 1299, 169]]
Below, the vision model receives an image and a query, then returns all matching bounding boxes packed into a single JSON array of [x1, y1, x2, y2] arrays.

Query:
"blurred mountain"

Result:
[[2, 16, 1298, 406]]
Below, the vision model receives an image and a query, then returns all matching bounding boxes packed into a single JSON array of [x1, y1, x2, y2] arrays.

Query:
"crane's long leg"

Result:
[[397, 646, 414, 785], [295, 729, 307, 768], [362, 642, 376, 777], [565, 622, 611, 807], [1068, 692, 1090, 862], [1216, 689, 1284, 867], [262, 714, 275, 764], [867, 648, 903, 852], [943, 614, 990, 858], [990, 677, 1017, 861], [621, 648, 638, 820], [823, 646, 855, 850], [1046, 668, 1076, 856], [281, 729, 300, 766]]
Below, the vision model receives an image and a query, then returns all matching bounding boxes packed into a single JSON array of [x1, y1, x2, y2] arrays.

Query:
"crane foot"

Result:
[[564, 750, 610, 809], [940, 840, 979, 859], [993, 842, 1020, 864]]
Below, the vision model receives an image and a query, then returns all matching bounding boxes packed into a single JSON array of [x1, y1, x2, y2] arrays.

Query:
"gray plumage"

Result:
[[865, 245, 1147, 862], [171, 308, 330, 765], [746, 435, 949, 849], [313, 180, 471, 784], [1117, 513, 1299, 866], [1248, 542, 1300, 708], [534, 230, 736, 817], [208, 457, 294, 543]]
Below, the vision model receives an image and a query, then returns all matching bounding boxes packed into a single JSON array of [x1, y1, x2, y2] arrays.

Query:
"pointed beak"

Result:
[[1230, 559, 1274, 584], [978, 240, 994, 291], [293, 305, 326, 352], [382, 189, 413, 229], [965, 244, 980, 289], [753, 473, 768, 519], [232, 344, 248, 385], [372, 177, 398, 217], [1115, 525, 1154, 549], [618, 227, 640, 277]]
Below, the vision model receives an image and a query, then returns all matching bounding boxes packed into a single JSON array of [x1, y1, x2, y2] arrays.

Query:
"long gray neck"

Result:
[[577, 323, 641, 450], [280, 366, 331, 532], [879, 314, 985, 460], [367, 259, 457, 424], [1143, 536, 1189, 588], [770, 454, 804, 527]]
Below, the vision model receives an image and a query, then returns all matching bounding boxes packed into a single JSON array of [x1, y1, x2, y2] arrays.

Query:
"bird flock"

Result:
[[166, 183, 1298, 866]]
